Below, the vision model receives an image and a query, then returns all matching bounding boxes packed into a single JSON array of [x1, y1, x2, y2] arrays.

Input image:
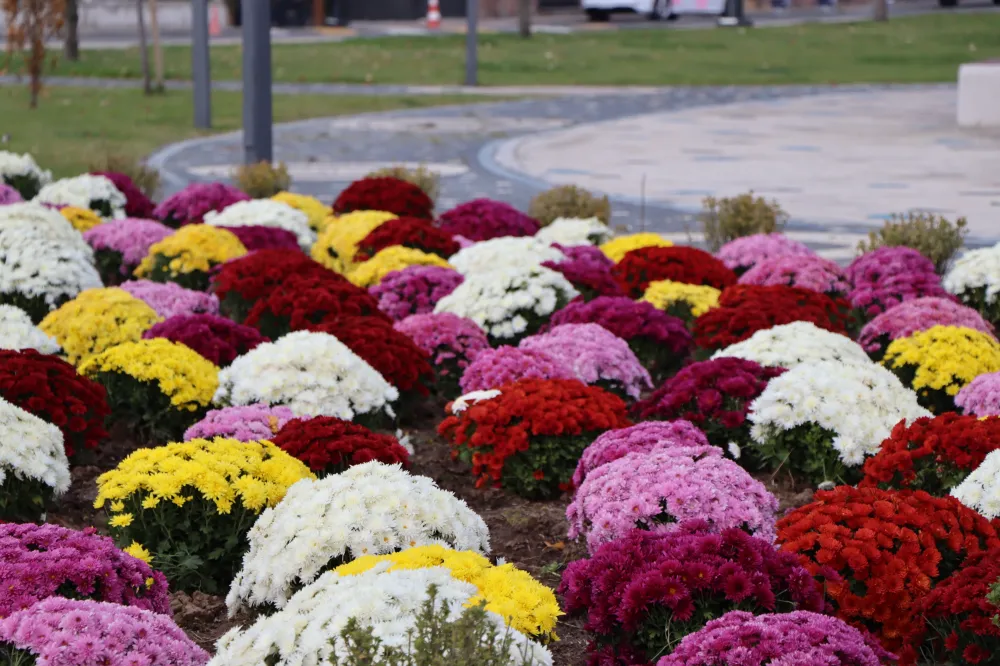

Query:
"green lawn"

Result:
[[0, 86, 495, 178], [11, 13, 1000, 86]]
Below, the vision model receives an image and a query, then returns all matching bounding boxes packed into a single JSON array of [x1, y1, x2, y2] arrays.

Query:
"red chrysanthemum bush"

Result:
[[612, 246, 737, 298], [271, 416, 410, 477], [918, 548, 1000, 665], [693, 284, 852, 352], [860, 414, 1000, 495], [438, 378, 631, 500], [211, 249, 346, 323], [777, 486, 1000, 665], [353, 217, 459, 262], [307, 315, 434, 398], [0, 349, 110, 461], [142, 314, 269, 367], [332, 177, 434, 220]]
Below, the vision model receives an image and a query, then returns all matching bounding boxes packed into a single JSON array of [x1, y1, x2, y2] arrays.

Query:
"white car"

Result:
[[582, 0, 676, 21]]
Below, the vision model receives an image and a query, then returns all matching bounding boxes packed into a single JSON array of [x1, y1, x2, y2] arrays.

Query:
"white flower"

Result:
[[727, 441, 741, 460], [204, 199, 316, 249], [450, 389, 502, 415], [0, 202, 93, 256], [0, 150, 51, 191], [34, 174, 126, 219], [215, 331, 399, 420], [713, 321, 872, 370], [952, 449, 1000, 519], [214, 566, 551, 666], [226, 461, 491, 613], [0, 396, 70, 496], [534, 217, 612, 247], [394, 429, 414, 455], [0, 305, 60, 353], [944, 243, 1000, 304], [748, 361, 930, 468], [449, 237, 566, 275]]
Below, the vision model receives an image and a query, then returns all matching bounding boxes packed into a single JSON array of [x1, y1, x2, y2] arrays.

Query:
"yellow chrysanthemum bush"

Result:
[[79, 338, 219, 442], [59, 205, 104, 232], [95, 437, 314, 594], [335, 545, 561, 640], [271, 191, 331, 232], [882, 325, 1000, 414], [38, 287, 161, 366], [310, 210, 398, 273], [135, 224, 247, 291], [348, 245, 452, 288], [599, 232, 673, 263], [642, 279, 721, 325]]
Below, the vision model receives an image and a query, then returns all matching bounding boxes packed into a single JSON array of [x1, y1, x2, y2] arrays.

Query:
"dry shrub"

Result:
[[365, 165, 440, 204], [233, 161, 291, 198], [857, 212, 968, 274], [700, 191, 788, 251], [528, 185, 611, 227]]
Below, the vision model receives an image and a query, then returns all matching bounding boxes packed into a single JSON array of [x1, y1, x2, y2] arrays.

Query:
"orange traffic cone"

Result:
[[209, 4, 222, 36], [427, 0, 441, 29]]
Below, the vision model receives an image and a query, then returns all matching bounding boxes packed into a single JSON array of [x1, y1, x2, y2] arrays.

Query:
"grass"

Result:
[[6, 13, 1000, 86], [0, 85, 497, 178]]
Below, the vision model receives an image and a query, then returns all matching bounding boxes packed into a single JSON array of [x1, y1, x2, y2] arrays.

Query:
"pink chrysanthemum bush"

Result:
[[567, 446, 779, 553], [120, 280, 219, 319], [82, 219, 173, 285], [956, 371, 1000, 417], [183, 403, 296, 442], [738, 254, 850, 298], [369, 265, 464, 321], [0, 598, 209, 666], [847, 247, 951, 318], [459, 345, 576, 393], [560, 524, 826, 666], [715, 233, 816, 275], [858, 296, 994, 362], [394, 312, 490, 397], [0, 523, 170, 617], [519, 323, 652, 400]]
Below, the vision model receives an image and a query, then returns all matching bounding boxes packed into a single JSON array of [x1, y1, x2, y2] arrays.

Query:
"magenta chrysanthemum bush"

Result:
[[716, 233, 815, 274], [658, 610, 894, 666], [225, 225, 302, 252], [567, 446, 779, 552], [847, 246, 938, 287], [120, 279, 220, 319], [955, 371, 1000, 417], [153, 182, 250, 227], [0, 523, 170, 617], [92, 171, 156, 219], [394, 312, 489, 396], [369, 265, 464, 322], [554, 243, 615, 269], [0, 598, 209, 666], [0, 184, 24, 205], [83, 219, 173, 283], [858, 297, 995, 358], [518, 323, 652, 400], [738, 254, 850, 297], [142, 313, 269, 366], [543, 243, 623, 299], [572, 420, 712, 487], [436, 198, 540, 242], [183, 403, 296, 442], [459, 346, 575, 393], [848, 271, 954, 319], [560, 525, 825, 666]]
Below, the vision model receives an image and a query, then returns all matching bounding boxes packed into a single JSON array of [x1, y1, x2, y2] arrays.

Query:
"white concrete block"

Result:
[[958, 62, 1000, 128]]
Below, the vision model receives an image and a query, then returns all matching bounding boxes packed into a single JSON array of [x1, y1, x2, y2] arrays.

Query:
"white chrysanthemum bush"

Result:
[[0, 150, 51, 199], [712, 321, 871, 370], [534, 217, 612, 247], [944, 243, 1000, 325], [747, 360, 930, 486], [214, 330, 399, 426], [951, 448, 1000, 519], [0, 396, 71, 523], [448, 237, 567, 276], [204, 198, 317, 249], [0, 305, 60, 353], [226, 461, 491, 613], [34, 174, 127, 219]]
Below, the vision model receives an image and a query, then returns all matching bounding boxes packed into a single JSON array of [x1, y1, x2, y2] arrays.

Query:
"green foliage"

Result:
[[92, 371, 205, 444], [234, 161, 292, 198], [699, 191, 788, 252], [93, 248, 128, 286], [857, 212, 968, 274], [990, 577, 1000, 629], [888, 362, 956, 415], [752, 423, 861, 487], [952, 285, 1000, 328], [0, 475, 54, 524], [88, 153, 162, 199], [366, 165, 441, 204], [629, 337, 687, 385], [0, 291, 64, 324], [0, 645, 37, 666], [143, 253, 213, 292], [330, 585, 536, 666], [500, 434, 591, 500], [3, 172, 43, 199], [527, 185, 611, 227]]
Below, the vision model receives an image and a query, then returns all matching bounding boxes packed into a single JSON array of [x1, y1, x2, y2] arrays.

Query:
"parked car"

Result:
[[582, 0, 676, 20]]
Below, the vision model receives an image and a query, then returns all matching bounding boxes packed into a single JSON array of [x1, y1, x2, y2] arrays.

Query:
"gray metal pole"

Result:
[[464, 0, 478, 87], [242, 0, 273, 163], [192, 0, 211, 128]]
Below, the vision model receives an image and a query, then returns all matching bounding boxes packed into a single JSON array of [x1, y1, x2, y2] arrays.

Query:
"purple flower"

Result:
[[394, 312, 489, 370], [437, 199, 540, 241], [848, 271, 954, 318], [858, 296, 995, 353], [369, 265, 464, 322], [224, 225, 302, 252], [716, 233, 816, 272], [459, 346, 575, 393], [0, 183, 24, 205], [83, 219, 173, 271], [120, 280, 220, 319], [153, 182, 250, 227], [551, 243, 615, 270], [955, 371, 1000, 417], [183, 403, 296, 442], [738, 255, 850, 297]]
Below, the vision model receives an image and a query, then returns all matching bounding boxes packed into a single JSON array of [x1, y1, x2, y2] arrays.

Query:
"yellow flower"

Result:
[[109, 513, 134, 528], [335, 545, 561, 639], [110, 501, 125, 512], [125, 542, 153, 564], [79, 338, 219, 410], [347, 246, 451, 288], [272, 192, 331, 232], [311, 210, 397, 273], [600, 232, 673, 263], [642, 279, 721, 318], [60, 206, 104, 232], [882, 325, 1000, 401], [135, 225, 247, 278], [39, 288, 161, 366]]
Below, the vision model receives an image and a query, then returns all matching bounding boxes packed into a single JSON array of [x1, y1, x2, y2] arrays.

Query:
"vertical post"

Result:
[[718, 0, 752, 26], [149, 0, 165, 88], [242, 0, 273, 163], [192, 0, 212, 127], [313, 0, 325, 26], [465, 0, 478, 86]]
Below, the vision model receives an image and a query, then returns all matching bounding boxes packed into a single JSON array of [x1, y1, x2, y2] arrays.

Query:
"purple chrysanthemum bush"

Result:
[[183, 404, 296, 441], [120, 279, 219, 319], [715, 233, 816, 275], [83, 219, 173, 285], [738, 255, 850, 298], [847, 246, 952, 318], [459, 345, 576, 393], [369, 265, 464, 321]]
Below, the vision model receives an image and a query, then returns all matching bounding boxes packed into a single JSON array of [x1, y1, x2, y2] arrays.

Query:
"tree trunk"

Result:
[[136, 0, 152, 94], [873, 0, 888, 21], [518, 0, 531, 37], [149, 0, 164, 90], [64, 0, 79, 61]]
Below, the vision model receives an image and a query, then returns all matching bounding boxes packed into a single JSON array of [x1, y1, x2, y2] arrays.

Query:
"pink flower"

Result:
[[183, 404, 296, 441], [716, 234, 816, 272], [120, 280, 220, 319], [369, 265, 463, 321], [738, 255, 850, 297], [858, 296, 995, 354], [83, 219, 173, 271], [459, 346, 575, 393]]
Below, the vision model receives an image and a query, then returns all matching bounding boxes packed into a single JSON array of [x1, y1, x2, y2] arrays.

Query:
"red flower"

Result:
[[333, 177, 434, 220], [354, 217, 459, 262], [611, 246, 737, 298], [143, 314, 269, 367], [91, 171, 155, 218], [272, 416, 410, 475], [533, 470, 545, 481]]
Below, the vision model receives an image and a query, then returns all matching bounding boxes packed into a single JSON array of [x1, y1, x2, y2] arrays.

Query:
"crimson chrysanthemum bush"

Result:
[[612, 246, 737, 298], [543, 245, 624, 301], [859, 413, 1000, 494], [142, 314, 269, 367], [777, 486, 1000, 665], [560, 523, 824, 665], [0, 349, 110, 460], [91, 171, 155, 219], [693, 284, 852, 352], [211, 249, 346, 323], [918, 548, 1000, 665], [308, 315, 434, 397], [438, 378, 630, 499], [333, 177, 434, 219], [354, 216, 459, 262], [436, 198, 540, 242], [271, 416, 410, 476], [224, 224, 302, 252]]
